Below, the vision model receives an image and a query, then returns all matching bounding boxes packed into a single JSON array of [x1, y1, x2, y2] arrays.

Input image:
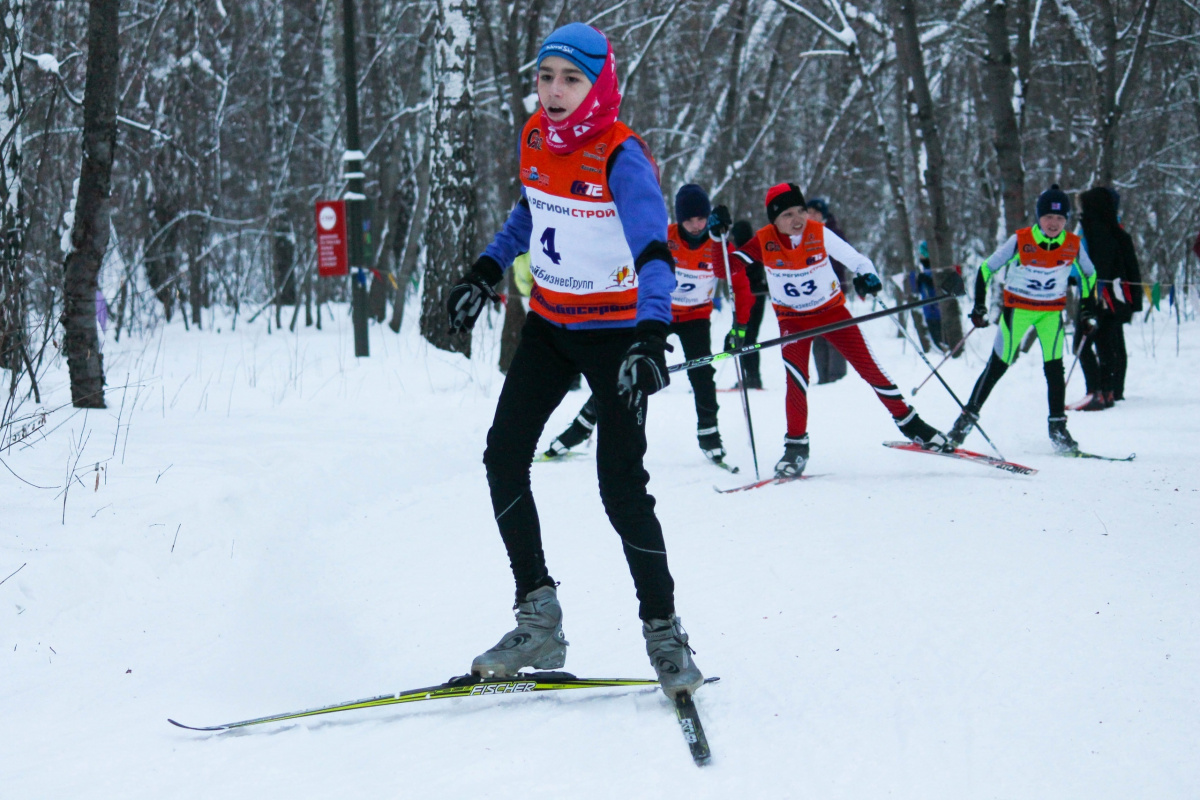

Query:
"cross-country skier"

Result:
[[542, 184, 753, 465], [730, 182, 950, 478], [445, 23, 702, 698], [945, 184, 1098, 453]]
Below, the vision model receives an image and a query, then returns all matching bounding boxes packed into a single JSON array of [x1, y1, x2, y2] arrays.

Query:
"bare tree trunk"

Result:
[[1095, 0, 1158, 185], [62, 0, 119, 409], [888, 0, 962, 345], [982, 0, 1028, 234], [420, 0, 476, 355], [0, 0, 24, 377]]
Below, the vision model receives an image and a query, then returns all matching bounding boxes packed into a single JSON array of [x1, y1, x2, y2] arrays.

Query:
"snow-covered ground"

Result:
[[3, 299, 1198, 798]]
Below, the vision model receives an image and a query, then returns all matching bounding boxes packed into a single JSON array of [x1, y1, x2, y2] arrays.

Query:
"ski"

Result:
[[1060, 449, 1136, 462], [674, 690, 712, 765], [883, 441, 1038, 476], [707, 456, 740, 474], [714, 474, 817, 493], [169, 671, 720, 736], [533, 450, 588, 463]]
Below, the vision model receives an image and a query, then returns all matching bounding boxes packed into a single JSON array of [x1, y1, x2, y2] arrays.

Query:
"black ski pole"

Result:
[[1065, 331, 1089, 389], [668, 293, 950, 374], [875, 298, 1006, 460], [720, 234, 760, 480], [912, 326, 976, 395]]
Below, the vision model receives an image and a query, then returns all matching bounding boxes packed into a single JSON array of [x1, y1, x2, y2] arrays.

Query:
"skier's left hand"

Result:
[[617, 322, 673, 409], [1079, 316, 1098, 336], [707, 205, 732, 238], [724, 323, 746, 353], [853, 272, 882, 298]]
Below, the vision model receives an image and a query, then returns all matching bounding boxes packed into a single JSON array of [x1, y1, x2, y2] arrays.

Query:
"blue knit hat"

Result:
[[674, 184, 711, 223], [1036, 184, 1072, 219], [537, 23, 608, 84]]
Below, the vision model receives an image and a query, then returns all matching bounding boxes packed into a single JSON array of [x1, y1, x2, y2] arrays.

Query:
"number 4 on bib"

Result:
[[541, 227, 562, 265]]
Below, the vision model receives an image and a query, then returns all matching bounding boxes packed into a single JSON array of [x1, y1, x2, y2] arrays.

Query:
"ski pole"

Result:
[[1065, 331, 1089, 389], [720, 233, 760, 480], [877, 298, 1007, 461], [912, 326, 976, 395], [668, 293, 950, 374]]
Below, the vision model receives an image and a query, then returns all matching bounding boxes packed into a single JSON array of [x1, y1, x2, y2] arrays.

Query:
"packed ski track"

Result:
[[3, 301, 1197, 798]]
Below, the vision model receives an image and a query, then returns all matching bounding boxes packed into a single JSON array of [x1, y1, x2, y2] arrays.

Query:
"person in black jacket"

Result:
[[1075, 187, 1143, 408]]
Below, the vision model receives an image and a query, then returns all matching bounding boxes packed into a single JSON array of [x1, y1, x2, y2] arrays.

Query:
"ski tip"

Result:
[[168, 718, 227, 732]]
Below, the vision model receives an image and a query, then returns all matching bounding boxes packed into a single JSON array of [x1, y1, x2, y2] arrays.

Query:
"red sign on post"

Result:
[[316, 200, 349, 277]]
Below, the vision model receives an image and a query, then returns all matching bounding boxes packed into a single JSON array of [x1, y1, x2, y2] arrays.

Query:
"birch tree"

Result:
[[420, 0, 476, 355], [0, 0, 23, 377]]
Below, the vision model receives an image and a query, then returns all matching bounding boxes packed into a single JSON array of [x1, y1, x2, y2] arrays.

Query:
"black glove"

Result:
[[938, 268, 967, 297], [1078, 297, 1099, 335], [970, 304, 990, 328], [853, 272, 882, 298], [616, 321, 673, 409], [707, 205, 732, 238], [724, 323, 746, 353], [745, 261, 769, 295], [447, 257, 503, 334]]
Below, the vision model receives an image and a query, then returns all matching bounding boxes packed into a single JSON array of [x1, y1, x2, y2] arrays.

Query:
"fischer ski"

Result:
[[1059, 449, 1136, 462], [169, 671, 720, 742], [883, 441, 1038, 476], [715, 474, 818, 493]]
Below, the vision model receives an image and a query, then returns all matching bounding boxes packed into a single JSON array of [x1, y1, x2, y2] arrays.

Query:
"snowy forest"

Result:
[[5, 2, 1200, 795], [3, 0, 1199, 415]]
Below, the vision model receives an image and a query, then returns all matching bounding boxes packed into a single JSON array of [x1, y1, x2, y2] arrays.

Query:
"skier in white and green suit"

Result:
[[946, 184, 1098, 453]]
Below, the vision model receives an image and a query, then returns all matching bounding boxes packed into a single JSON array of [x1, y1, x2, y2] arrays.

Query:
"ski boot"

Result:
[[471, 585, 568, 678], [697, 426, 726, 464], [1079, 392, 1109, 411], [643, 615, 704, 699], [1048, 416, 1078, 453], [897, 413, 952, 452], [946, 409, 979, 449], [543, 408, 596, 459], [774, 435, 809, 478]]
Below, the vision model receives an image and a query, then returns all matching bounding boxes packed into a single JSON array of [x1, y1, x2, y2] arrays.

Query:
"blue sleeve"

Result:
[[608, 143, 673, 327], [481, 187, 533, 271]]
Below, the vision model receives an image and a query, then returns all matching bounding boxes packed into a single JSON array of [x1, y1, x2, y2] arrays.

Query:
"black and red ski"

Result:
[[714, 474, 819, 493], [883, 441, 1038, 476]]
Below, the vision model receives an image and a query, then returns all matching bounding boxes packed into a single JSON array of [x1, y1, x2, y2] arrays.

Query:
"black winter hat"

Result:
[[1036, 184, 1072, 219], [765, 182, 806, 223], [730, 220, 754, 248], [674, 184, 711, 223]]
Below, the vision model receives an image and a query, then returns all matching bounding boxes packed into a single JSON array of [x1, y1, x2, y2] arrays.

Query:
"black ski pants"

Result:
[[740, 295, 767, 382], [1078, 315, 1127, 397], [669, 318, 719, 431], [482, 313, 675, 621]]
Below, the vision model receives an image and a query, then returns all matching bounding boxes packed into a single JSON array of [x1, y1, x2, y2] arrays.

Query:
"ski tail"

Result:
[[674, 690, 712, 765], [883, 441, 1038, 476]]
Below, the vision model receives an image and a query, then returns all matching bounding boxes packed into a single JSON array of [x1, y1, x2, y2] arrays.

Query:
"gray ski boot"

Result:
[[643, 615, 704, 699], [774, 435, 809, 478], [1048, 416, 1078, 453], [946, 409, 979, 449], [471, 585, 568, 678]]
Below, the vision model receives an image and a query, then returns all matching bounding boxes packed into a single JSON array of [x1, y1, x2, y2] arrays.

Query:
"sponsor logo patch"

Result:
[[526, 128, 543, 151], [580, 164, 602, 174], [806, 254, 823, 266], [570, 180, 604, 198], [608, 265, 636, 289], [765, 241, 782, 252], [521, 166, 550, 187]]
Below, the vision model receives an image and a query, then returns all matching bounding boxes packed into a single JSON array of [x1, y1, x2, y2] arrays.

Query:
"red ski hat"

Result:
[[765, 182, 806, 223]]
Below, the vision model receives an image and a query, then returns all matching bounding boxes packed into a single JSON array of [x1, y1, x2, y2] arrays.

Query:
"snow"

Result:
[[3, 300, 1198, 797]]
